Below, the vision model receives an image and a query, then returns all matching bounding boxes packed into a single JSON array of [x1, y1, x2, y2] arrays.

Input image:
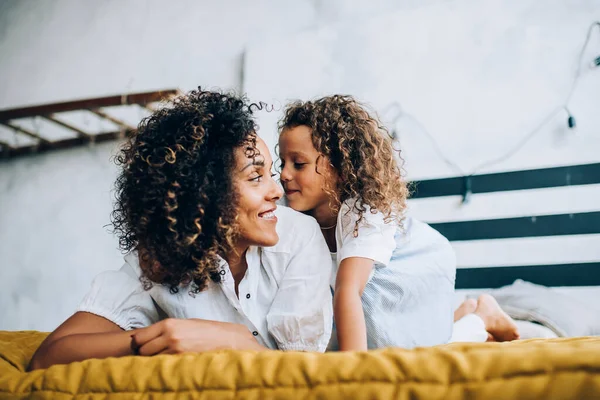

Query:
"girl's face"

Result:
[[233, 136, 283, 249], [278, 125, 338, 216]]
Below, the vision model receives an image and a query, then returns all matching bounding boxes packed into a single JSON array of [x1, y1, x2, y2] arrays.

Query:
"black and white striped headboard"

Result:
[[408, 163, 600, 289]]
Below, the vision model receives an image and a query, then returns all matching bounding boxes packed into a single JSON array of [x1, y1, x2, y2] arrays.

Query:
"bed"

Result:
[[408, 162, 600, 338], [0, 162, 599, 399]]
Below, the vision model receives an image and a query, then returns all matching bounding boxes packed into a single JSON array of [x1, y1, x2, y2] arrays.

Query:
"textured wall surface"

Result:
[[1, 0, 599, 330], [243, 0, 600, 305]]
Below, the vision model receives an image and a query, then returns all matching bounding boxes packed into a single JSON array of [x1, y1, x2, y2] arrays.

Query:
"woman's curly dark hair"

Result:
[[112, 88, 258, 294], [279, 95, 409, 236]]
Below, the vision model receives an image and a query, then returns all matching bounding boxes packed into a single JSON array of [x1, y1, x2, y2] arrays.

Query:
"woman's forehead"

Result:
[[255, 136, 273, 163], [235, 136, 273, 169]]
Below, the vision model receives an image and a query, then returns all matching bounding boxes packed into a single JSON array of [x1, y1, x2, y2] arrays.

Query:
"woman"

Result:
[[29, 89, 333, 370]]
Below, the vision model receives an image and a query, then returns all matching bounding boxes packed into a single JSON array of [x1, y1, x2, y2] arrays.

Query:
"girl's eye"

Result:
[[294, 163, 307, 169]]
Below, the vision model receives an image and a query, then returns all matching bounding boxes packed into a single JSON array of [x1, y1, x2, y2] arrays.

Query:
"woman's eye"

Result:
[[250, 175, 263, 182]]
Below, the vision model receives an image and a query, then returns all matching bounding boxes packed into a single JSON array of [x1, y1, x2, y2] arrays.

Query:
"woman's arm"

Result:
[[28, 259, 161, 370], [29, 313, 268, 371], [334, 257, 374, 351], [28, 311, 134, 370], [131, 318, 267, 354]]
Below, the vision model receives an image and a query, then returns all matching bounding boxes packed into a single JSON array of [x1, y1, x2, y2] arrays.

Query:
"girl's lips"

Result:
[[285, 190, 299, 196]]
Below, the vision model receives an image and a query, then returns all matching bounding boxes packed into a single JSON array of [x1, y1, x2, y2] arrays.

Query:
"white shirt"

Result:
[[77, 206, 333, 352], [330, 198, 456, 349], [332, 199, 397, 285]]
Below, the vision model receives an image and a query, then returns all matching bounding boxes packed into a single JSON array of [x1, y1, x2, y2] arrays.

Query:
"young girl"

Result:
[[278, 95, 519, 351]]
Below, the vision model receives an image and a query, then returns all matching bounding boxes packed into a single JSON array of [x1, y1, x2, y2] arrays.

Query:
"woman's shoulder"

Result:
[[268, 206, 321, 252], [123, 251, 143, 277], [275, 204, 319, 225]]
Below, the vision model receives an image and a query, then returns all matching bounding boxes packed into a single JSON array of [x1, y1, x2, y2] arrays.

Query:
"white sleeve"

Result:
[[266, 221, 333, 352], [337, 201, 397, 267], [76, 253, 159, 330]]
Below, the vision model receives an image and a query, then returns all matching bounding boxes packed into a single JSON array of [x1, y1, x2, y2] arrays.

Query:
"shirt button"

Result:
[[219, 270, 226, 276], [252, 331, 258, 336], [246, 293, 251, 299]]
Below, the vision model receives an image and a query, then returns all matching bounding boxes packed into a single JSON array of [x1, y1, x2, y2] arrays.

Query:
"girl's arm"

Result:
[[334, 257, 374, 351]]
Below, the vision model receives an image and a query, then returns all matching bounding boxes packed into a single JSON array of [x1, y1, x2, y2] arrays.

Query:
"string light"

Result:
[[386, 21, 600, 204]]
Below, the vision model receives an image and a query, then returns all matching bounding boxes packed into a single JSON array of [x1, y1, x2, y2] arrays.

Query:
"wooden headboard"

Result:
[[408, 163, 600, 289]]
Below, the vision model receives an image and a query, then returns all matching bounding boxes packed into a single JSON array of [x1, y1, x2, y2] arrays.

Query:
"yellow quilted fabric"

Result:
[[0, 330, 599, 399]]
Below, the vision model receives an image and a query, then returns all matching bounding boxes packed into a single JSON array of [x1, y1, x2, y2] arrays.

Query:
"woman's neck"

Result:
[[224, 244, 249, 296]]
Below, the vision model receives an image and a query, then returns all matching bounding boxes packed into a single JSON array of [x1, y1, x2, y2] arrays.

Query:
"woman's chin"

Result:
[[250, 230, 279, 248], [259, 233, 279, 247]]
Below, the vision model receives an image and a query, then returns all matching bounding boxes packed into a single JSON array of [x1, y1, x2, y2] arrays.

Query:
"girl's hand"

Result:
[[131, 318, 256, 355]]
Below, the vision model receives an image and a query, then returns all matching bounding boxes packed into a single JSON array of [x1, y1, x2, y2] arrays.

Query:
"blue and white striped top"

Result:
[[329, 199, 457, 349]]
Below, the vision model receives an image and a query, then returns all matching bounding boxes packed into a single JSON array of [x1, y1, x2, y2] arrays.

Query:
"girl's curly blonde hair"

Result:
[[279, 95, 409, 235]]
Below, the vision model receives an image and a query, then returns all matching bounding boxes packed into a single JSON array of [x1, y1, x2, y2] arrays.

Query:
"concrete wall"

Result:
[[243, 0, 600, 304], [0, 0, 318, 330], [1, 0, 599, 330], [245, 0, 600, 178]]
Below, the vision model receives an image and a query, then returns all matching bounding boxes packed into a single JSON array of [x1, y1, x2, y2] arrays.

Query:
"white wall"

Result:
[[1, 0, 599, 331], [0, 141, 122, 330], [245, 0, 600, 178], [243, 0, 600, 300], [0, 0, 319, 331], [0, 0, 316, 108]]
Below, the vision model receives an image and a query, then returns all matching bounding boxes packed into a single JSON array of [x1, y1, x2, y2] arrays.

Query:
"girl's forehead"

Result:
[[280, 128, 317, 153]]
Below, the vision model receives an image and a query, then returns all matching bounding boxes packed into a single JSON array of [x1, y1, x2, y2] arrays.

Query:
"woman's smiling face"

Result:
[[233, 136, 283, 249]]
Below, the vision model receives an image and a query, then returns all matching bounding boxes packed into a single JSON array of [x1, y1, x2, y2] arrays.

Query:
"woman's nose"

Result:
[[268, 176, 284, 201]]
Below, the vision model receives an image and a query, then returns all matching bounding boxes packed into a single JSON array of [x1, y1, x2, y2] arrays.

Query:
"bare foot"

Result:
[[454, 298, 477, 322], [475, 294, 520, 342]]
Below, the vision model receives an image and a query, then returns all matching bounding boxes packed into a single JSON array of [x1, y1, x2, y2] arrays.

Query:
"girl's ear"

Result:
[[329, 161, 342, 186]]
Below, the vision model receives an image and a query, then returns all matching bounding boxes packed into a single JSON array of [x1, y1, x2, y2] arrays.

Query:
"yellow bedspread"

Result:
[[0, 331, 598, 399]]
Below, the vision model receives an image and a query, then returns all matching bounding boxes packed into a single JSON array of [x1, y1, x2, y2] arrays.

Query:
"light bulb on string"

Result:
[[565, 107, 576, 129]]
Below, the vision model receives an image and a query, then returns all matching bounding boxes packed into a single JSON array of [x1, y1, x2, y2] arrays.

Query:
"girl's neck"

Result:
[[308, 203, 338, 229], [308, 203, 338, 252], [321, 228, 337, 253]]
